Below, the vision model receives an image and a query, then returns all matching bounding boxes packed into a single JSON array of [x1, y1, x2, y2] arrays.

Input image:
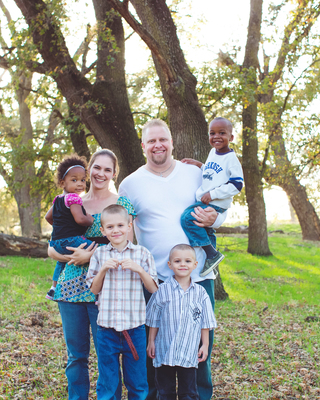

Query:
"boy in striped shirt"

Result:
[[146, 244, 216, 400]]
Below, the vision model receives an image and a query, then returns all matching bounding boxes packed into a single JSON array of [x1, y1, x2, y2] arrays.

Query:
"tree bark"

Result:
[[242, 0, 272, 255], [214, 266, 229, 301], [110, 0, 211, 162], [267, 122, 320, 241], [13, 73, 42, 238], [14, 0, 145, 183], [0, 233, 47, 257]]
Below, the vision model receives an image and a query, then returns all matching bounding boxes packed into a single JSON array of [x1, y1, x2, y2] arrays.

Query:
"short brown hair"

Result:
[[100, 204, 130, 226], [169, 244, 196, 261]]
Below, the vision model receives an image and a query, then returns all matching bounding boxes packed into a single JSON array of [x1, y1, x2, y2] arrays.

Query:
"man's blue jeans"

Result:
[[96, 325, 148, 400], [181, 202, 225, 248], [196, 279, 215, 400], [58, 301, 99, 400]]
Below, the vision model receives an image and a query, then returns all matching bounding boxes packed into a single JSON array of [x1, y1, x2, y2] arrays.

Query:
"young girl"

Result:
[[45, 154, 94, 300]]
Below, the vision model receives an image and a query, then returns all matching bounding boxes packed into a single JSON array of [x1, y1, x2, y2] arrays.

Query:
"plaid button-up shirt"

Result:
[[86, 241, 158, 331]]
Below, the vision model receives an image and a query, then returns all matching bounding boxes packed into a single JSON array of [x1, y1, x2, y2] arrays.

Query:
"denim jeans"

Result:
[[196, 279, 215, 400], [181, 202, 224, 248], [50, 236, 93, 282], [155, 365, 199, 400], [96, 325, 148, 400], [50, 235, 93, 255], [58, 301, 99, 400]]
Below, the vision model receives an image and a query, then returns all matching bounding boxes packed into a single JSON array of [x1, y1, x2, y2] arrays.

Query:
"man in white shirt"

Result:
[[119, 119, 226, 400]]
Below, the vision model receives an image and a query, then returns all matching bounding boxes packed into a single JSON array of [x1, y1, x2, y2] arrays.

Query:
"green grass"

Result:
[[0, 226, 320, 399], [216, 232, 320, 305]]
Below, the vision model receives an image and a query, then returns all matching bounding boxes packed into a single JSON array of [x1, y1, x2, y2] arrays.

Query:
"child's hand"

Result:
[[181, 158, 203, 169], [102, 258, 119, 271], [201, 192, 212, 205], [120, 258, 141, 273], [147, 341, 156, 359], [198, 344, 208, 362]]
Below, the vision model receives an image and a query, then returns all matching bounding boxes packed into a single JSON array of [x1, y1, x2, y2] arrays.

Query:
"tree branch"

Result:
[[108, 0, 177, 83]]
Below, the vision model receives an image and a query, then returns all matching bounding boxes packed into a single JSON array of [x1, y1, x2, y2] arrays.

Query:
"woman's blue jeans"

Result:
[[58, 301, 99, 400]]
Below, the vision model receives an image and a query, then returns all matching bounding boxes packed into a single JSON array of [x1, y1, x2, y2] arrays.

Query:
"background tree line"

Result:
[[0, 0, 319, 297]]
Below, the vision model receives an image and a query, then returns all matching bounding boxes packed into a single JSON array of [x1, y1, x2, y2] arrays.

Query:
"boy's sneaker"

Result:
[[46, 288, 55, 301], [200, 252, 225, 277]]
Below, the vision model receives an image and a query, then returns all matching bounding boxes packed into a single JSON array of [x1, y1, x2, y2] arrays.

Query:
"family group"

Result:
[[45, 117, 243, 400]]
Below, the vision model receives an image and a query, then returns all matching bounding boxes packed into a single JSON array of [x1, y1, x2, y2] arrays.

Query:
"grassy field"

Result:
[[0, 225, 319, 399]]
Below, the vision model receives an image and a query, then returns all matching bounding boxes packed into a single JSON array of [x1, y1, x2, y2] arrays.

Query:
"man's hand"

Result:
[[191, 206, 217, 227], [181, 158, 203, 169], [120, 258, 142, 273], [201, 192, 212, 205]]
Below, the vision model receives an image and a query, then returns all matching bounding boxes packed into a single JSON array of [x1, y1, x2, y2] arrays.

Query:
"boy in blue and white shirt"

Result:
[[181, 117, 243, 277], [146, 244, 216, 400]]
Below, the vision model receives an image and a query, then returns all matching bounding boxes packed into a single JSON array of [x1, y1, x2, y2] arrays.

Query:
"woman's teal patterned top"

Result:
[[54, 196, 136, 302]]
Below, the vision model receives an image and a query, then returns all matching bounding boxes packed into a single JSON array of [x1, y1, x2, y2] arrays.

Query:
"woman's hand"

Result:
[[66, 242, 98, 265], [48, 246, 71, 262]]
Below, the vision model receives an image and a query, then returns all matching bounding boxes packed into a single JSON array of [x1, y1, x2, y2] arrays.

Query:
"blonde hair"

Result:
[[141, 119, 172, 144], [100, 204, 130, 226], [169, 244, 196, 261]]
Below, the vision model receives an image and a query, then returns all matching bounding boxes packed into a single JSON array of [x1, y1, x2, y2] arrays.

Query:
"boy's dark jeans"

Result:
[[155, 365, 199, 400]]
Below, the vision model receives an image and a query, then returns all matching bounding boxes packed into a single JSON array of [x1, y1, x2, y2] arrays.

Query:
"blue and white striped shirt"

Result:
[[146, 276, 217, 368]]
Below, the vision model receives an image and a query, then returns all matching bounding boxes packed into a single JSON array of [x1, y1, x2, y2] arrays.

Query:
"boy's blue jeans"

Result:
[[96, 324, 148, 400], [155, 365, 199, 400], [50, 235, 93, 281], [181, 202, 225, 248]]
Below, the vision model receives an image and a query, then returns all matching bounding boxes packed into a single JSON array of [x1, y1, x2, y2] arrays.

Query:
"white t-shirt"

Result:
[[119, 161, 226, 282]]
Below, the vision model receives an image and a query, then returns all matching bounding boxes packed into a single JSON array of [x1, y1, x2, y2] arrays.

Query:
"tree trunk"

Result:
[[214, 267, 229, 301], [268, 122, 320, 241], [111, 0, 211, 162], [242, 0, 272, 255], [14, 0, 145, 183], [0, 233, 47, 257], [13, 73, 42, 238]]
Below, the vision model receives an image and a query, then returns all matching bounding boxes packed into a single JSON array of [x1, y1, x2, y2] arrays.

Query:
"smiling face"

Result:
[[100, 213, 132, 249], [168, 248, 198, 278], [142, 125, 173, 167], [209, 118, 234, 153], [60, 167, 87, 194], [89, 155, 115, 190]]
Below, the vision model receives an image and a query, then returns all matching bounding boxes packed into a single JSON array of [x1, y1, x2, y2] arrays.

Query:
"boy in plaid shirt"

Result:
[[86, 204, 158, 400]]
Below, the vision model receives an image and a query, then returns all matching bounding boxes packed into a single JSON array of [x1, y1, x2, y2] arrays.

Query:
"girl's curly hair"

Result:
[[56, 154, 88, 187]]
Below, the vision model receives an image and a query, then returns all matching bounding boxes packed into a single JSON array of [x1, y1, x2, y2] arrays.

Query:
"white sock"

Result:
[[50, 286, 56, 291]]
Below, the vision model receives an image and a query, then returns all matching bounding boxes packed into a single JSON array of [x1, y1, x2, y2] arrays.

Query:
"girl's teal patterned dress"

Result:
[[54, 196, 136, 302]]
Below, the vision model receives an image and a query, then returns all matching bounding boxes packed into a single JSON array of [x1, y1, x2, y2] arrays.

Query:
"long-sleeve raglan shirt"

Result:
[[196, 149, 243, 210]]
